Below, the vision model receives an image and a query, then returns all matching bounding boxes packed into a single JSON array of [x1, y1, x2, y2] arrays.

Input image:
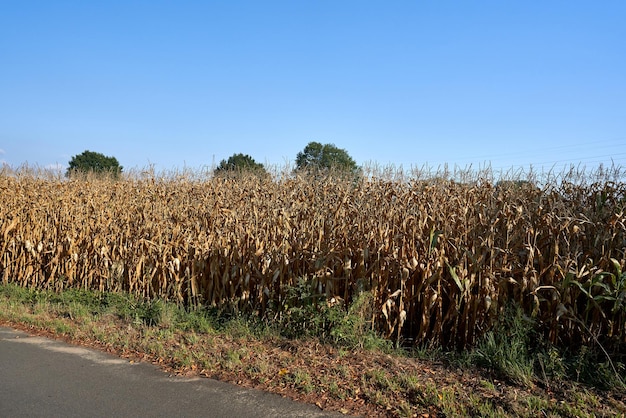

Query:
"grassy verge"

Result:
[[0, 283, 624, 417]]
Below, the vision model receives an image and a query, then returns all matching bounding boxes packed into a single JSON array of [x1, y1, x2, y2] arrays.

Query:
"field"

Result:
[[1, 165, 625, 415], [2, 166, 625, 348]]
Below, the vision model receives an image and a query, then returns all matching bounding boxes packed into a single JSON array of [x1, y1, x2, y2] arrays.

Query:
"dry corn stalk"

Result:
[[0, 167, 624, 349]]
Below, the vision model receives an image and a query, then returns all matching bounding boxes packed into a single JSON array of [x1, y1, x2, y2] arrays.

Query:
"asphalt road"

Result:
[[0, 326, 342, 417]]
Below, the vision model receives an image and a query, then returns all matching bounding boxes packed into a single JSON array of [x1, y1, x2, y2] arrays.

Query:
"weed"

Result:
[[525, 394, 548, 412], [183, 332, 198, 345], [469, 304, 535, 387], [395, 400, 412, 417], [221, 348, 243, 370], [398, 373, 420, 392], [293, 370, 314, 393], [245, 360, 270, 379], [326, 380, 344, 400], [173, 347, 193, 368], [417, 381, 440, 408], [52, 319, 72, 335], [468, 394, 504, 418]]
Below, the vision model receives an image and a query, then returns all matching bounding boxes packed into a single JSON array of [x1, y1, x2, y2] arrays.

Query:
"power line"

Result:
[[442, 138, 626, 165]]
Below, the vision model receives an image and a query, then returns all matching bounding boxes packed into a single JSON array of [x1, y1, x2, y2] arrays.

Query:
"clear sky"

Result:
[[1, 1, 625, 175]]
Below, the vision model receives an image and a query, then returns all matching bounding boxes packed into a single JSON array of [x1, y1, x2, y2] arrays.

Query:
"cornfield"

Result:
[[1, 166, 625, 350]]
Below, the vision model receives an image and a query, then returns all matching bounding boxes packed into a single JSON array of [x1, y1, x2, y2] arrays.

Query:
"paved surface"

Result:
[[0, 326, 342, 417]]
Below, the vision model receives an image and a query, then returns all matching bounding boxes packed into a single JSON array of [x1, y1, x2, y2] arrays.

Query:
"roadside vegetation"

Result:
[[1, 281, 624, 417]]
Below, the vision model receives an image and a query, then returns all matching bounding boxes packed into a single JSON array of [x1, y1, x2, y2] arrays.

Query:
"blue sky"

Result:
[[1, 1, 625, 175]]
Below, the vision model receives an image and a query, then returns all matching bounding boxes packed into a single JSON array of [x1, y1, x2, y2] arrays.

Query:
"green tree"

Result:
[[295, 142, 359, 173], [66, 150, 123, 177], [214, 153, 267, 175]]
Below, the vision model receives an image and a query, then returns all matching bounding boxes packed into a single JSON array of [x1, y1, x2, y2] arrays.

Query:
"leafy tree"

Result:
[[214, 153, 266, 175], [295, 142, 359, 173], [66, 150, 123, 177]]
